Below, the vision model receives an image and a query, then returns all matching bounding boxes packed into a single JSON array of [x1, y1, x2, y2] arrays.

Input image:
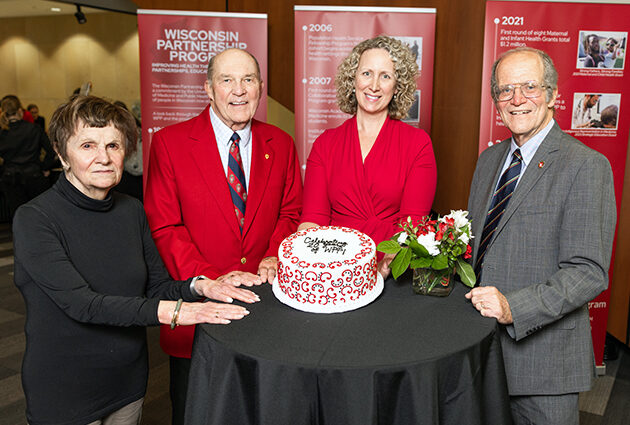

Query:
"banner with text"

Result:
[[137, 10, 267, 179], [481, 1, 630, 368], [294, 6, 436, 170]]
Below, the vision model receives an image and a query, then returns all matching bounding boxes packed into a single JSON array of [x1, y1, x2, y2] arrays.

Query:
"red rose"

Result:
[[464, 245, 472, 259], [438, 222, 450, 234]]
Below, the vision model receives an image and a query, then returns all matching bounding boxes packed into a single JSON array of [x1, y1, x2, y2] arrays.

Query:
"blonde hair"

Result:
[[335, 35, 418, 119]]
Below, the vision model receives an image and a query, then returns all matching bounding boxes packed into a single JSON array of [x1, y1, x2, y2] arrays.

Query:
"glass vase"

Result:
[[412, 267, 454, 297]]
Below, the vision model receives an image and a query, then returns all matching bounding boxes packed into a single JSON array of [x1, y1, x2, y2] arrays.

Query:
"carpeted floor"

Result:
[[0, 222, 629, 424]]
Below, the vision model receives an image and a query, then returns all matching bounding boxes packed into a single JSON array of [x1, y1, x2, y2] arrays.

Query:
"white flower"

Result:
[[458, 232, 470, 244], [444, 209, 470, 229], [397, 232, 408, 245], [416, 232, 440, 256]]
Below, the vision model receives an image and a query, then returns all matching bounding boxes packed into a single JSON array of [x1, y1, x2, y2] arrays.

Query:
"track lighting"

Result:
[[74, 4, 87, 24]]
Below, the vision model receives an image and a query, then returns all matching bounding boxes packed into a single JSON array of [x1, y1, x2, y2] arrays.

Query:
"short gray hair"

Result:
[[490, 47, 558, 103]]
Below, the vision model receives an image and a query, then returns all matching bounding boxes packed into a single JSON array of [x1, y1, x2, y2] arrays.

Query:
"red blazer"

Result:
[[144, 106, 302, 357]]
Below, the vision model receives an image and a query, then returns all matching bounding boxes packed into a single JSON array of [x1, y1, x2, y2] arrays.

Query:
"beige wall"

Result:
[[0, 10, 297, 135], [0, 12, 139, 126]]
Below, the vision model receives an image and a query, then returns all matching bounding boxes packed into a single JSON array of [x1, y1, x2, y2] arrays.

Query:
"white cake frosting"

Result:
[[273, 226, 383, 313]]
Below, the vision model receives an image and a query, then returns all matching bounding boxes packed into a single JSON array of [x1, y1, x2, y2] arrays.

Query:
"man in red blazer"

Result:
[[144, 48, 303, 424]]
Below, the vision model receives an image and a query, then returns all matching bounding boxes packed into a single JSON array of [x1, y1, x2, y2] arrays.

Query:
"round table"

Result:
[[185, 277, 512, 425]]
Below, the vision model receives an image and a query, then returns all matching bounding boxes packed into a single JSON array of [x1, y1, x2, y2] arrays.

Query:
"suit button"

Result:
[[241, 257, 247, 264]]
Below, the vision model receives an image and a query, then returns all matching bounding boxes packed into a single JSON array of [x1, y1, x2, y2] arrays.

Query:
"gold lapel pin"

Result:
[[538, 161, 545, 168], [265, 154, 270, 159]]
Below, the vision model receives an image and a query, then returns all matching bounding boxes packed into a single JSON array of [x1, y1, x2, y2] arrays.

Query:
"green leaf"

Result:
[[451, 243, 464, 257], [456, 257, 476, 287], [390, 247, 412, 279], [410, 257, 432, 269], [377, 240, 402, 254], [409, 239, 430, 257], [431, 254, 449, 270]]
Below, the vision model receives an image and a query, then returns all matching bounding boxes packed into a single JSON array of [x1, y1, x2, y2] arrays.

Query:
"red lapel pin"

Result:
[[538, 161, 544, 168]]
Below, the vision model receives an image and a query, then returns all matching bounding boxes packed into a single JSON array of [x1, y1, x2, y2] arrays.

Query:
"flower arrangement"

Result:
[[377, 210, 476, 291]]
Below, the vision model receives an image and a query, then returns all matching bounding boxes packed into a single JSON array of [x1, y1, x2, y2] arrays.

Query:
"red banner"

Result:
[[137, 10, 268, 179], [481, 1, 630, 370], [294, 6, 436, 171]]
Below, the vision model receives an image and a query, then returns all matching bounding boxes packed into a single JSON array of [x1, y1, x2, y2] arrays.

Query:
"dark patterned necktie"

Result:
[[227, 132, 247, 231], [475, 149, 523, 278]]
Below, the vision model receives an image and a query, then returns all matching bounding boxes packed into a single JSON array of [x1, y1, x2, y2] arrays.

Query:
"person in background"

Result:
[[298, 35, 437, 278], [572, 94, 600, 128], [13, 95, 261, 425], [466, 47, 616, 424], [599, 104, 618, 129], [113, 100, 143, 201], [583, 34, 604, 68], [27, 104, 46, 132], [602, 37, 619, 68], [144, 48, 302, 424], [0, 96, 56, 219], [1, 94, 33, 123]]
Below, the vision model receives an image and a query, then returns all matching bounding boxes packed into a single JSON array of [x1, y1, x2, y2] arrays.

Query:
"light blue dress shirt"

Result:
[[496, 118, 555, 191]]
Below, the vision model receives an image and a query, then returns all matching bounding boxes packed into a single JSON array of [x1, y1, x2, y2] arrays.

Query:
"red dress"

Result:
[[302, 116, 437, 247]]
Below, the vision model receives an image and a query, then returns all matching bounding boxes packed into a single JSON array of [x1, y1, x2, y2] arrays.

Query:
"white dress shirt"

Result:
[[209, 106, 253, 188]]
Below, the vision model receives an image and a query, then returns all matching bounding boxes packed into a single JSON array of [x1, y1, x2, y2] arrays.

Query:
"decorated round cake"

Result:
[[273, 226, 383, 313]]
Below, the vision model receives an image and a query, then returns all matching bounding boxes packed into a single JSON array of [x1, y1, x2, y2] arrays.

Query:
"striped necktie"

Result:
[[474, 149, 523, 278], [227, 132, 247, 231]]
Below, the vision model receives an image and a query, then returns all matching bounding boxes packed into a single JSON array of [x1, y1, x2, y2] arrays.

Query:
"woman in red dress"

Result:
[[299, 35, 437, 277]]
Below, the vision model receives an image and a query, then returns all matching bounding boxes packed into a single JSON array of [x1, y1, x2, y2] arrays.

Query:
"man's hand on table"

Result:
[[465, 286, 513, 324], [257, 256, 278, 283]]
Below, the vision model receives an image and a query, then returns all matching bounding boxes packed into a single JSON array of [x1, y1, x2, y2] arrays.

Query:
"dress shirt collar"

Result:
[[209, 106, 252, 149], [508, 118, 555, 168]]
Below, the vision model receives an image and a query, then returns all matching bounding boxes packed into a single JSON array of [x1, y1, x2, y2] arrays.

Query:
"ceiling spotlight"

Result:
[[74, 5, 87, 24]]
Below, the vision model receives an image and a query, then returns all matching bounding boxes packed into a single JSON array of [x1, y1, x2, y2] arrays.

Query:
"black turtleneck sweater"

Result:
[[13, 173, 199, 425]]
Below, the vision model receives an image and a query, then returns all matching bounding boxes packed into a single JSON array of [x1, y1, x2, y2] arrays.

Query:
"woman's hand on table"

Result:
[[158, 300, 249, 325], [195, 276, 261, 304], [216, 270, 263, 287], [257, 256, 278, 283], [377, 253, 395, 280]]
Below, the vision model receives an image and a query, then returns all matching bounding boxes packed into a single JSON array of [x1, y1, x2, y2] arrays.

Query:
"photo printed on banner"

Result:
[[576, 30, 627, 70]]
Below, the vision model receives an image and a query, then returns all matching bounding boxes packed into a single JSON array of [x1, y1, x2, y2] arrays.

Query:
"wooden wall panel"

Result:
[[608, 146, 630, 344], [135, 0, 226, 11], [227, 0, 486, 214]]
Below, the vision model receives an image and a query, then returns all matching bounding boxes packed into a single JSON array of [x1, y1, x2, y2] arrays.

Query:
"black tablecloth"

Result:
[[185, 277, 512, 425]]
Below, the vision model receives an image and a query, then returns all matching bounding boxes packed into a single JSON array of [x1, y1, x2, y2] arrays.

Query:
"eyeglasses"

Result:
[[495, 81, 547, 102]]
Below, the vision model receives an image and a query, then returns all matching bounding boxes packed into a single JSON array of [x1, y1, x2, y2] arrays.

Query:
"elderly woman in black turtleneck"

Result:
[[12, 95, 262, 425]]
